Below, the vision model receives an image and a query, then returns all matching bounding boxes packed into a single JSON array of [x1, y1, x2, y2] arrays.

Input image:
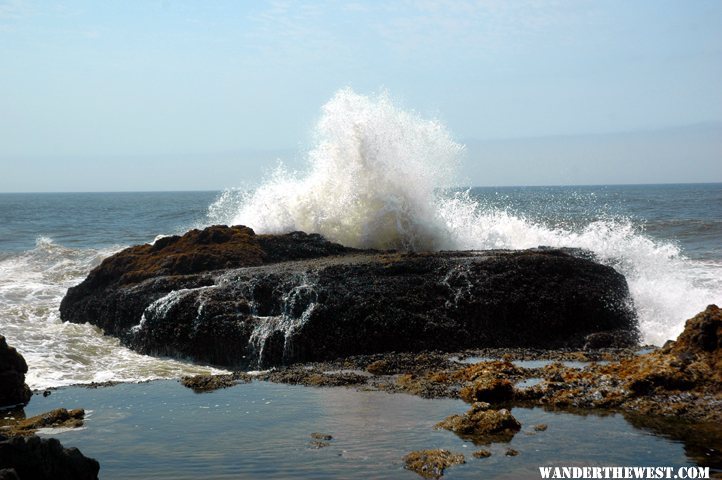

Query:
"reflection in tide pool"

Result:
[[23, 380, 705, 479]]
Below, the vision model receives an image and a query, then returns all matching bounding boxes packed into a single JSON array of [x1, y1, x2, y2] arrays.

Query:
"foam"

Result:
[[0, 238, 227, 390], [208, 88, 722, 345]]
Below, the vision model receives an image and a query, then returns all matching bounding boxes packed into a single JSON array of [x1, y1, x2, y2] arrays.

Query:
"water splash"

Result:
[[438, 194, 720, 344], [218, 88, 464, 251], [208, 88, 721, 345], [243, 272, 319, 367]]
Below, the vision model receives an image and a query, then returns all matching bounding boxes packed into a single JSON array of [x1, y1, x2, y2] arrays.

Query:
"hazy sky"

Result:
[[1, 0, 721, 191]]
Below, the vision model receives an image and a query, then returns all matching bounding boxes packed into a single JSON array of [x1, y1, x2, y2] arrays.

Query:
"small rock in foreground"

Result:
[[4, 409, 85, 437], [403, 449, 465, 479]]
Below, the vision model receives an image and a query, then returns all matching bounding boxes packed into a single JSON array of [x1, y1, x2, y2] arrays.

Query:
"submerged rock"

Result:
[[4, 409, 85, 437], [60, 225, 638, 369], [307, 432, 333, 449], [403, 449, 465, 479], [0, 434, 99, 480], [0, 336, 32, 409], [472, 449, 491, 458]]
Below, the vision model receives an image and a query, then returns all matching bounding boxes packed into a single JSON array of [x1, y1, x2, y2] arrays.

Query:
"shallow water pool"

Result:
[[20, 380, 715, 479]]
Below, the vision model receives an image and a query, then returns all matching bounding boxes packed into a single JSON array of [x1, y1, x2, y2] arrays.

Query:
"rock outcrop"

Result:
[[0, 336, 32, 409], [0, 434, 99, 480], [3, 409, 85, 437], [510, 305, 722, 422], [403, 449, 465, 479], [60, 225, 638, 369], [435, 402, 521, 444]]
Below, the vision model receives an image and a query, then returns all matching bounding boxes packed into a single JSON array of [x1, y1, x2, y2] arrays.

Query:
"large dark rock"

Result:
[[59, 225, 355, 337], [0, 336, 32, 409], [0, 434, 99, 480], [60, 225, 638, 369]]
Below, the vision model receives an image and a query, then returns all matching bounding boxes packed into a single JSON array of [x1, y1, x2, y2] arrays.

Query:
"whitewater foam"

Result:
[[208, 88, 722, 345], [220, 88, 463, 251], [0, 238, 227, 390]]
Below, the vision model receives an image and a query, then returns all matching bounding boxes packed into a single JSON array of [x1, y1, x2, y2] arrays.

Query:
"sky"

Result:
[[0, 0, 720, 191]]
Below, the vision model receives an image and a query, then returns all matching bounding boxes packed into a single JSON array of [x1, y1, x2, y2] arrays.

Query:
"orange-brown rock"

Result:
[[403, 449, 465, 479], [459, 377, 514, 403], [3, 409, 85, 436], [513, 306, 722, 422], [455, 360, 521, 403], [624, 304, 721, 394], [435, 402, 521, 444], [180, 373, 251, 392]]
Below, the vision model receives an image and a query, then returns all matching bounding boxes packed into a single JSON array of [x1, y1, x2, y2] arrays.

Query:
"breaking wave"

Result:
[[0, 237, 227, 390], [208, 88, 722, 345]]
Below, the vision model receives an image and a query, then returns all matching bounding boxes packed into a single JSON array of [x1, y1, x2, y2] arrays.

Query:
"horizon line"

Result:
[[2, 181, 721, 195]]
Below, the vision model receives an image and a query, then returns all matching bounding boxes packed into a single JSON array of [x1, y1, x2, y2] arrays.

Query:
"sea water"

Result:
[[2, 89, 721, 478], [1, 89, 720, 389], [22, 380, 712, 480]]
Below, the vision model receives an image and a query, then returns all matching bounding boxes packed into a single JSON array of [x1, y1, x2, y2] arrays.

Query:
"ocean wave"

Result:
[[0, 237, 227, 390], [207, 88, 722, 346]]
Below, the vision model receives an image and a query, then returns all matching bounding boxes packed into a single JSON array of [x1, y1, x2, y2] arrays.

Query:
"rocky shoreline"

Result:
[[2, 306, 720, 477], [3, 225, 720, 478], [0, 338, 99, 480], [181, 305, 721, 425], [178, 305, 721, 477]]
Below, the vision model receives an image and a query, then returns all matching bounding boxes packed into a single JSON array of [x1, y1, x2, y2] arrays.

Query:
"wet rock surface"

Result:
[[435, 402, 521, 444], [212, 306, 719, 470], [180, 373, 251, 392], [0, 347, 98, 480], [60, 225, 637, 369], [403, 449, 465, 479], [0, 336, 32, 409], [59, 226, 356, 338], [0, 434, 99, 480], [2, 409, 85, 437], [513, 305, 722, 423]]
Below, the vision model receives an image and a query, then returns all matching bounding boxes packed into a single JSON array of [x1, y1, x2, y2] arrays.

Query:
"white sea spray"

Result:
[[0, 238, 227, 390], [208, 88, 722, 345]]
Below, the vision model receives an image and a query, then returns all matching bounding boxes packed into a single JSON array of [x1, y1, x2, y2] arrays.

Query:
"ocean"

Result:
[[2, 89, 720, 480], [0, 184, 720, 390], [1, 90, 720, 391]]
